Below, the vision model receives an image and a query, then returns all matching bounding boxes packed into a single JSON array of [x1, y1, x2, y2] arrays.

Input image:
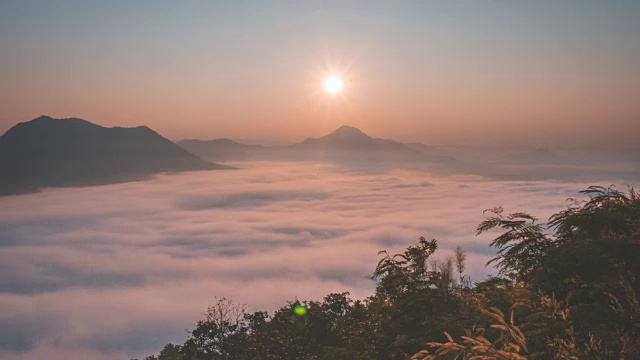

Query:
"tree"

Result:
[[454, 245, 467, 287], [370, 237, 467, 358], [144, 344, 184, 360], [180, 297, 249, 359], [477, 186, 640, 358]]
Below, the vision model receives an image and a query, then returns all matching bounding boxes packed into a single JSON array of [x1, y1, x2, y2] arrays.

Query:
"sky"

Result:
[[1, 0, 639, 147]]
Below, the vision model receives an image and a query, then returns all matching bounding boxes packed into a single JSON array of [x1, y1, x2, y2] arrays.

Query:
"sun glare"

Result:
[[323, 75, 343, 95]]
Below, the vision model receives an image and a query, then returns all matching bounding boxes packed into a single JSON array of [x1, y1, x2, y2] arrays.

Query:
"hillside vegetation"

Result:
[[145, 186, 640, 359]]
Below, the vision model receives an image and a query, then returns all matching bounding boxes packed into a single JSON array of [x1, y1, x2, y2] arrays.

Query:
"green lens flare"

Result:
[[293, 304, 307, 316]]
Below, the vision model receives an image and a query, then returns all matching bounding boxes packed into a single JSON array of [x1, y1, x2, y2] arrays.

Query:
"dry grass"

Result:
[[412, 308, 527, 360]]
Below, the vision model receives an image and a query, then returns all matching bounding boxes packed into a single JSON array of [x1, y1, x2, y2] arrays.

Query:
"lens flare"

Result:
[[293, 304, 307, 316]]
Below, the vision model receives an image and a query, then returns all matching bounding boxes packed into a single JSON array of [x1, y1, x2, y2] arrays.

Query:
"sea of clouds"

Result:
[[0, 161, 609, 359]]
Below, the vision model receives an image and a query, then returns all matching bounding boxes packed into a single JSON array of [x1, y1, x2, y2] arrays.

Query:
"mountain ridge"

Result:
[[178, 124, 454, 163], [0, 116, 228, 195]]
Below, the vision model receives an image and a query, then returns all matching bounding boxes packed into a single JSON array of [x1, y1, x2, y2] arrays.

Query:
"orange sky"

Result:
[[2, 1, 639, 148]]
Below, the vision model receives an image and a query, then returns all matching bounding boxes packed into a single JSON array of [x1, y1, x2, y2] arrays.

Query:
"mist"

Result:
[[0, 161, 603, 359]]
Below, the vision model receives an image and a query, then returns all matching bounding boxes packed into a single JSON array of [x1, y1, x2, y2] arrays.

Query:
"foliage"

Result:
[[146, 186, 639, 360], [477, 186, 640, 358], [412, 308, 528, 360]]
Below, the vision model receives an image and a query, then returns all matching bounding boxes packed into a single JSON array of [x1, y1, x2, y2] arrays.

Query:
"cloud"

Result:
[[0, 161, 613, 359], [177, 190, 330, 210]]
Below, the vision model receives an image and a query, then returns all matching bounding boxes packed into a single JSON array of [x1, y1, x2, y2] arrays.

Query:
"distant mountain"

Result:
[[502, 147, 560, 164], [179, 125, 454, 163], [0, 116, 227, 195], [293, 125, 412, 152], [178, 138, 263, 162], [404, 142, 455, 161], [404, 142, 435, 152]]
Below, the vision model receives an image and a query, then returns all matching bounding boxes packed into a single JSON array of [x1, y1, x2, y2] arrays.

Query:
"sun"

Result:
[[323, 75, 343, 95]]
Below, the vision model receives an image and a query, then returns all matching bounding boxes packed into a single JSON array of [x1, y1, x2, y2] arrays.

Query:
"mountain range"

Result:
[[0, 117, 453, 196], [4, 116, 618, 197], [501, 147, 560, 164], [178, 125, 454, 163], [0, 116, 227, 195]]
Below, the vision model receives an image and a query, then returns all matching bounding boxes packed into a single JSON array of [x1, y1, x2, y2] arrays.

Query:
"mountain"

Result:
[[179, 125, 454, 163], [0, 116, 227, 195], [177, 138, 264, 161], [405, 142, 437, 153], [294, 125, 412, 152], [502, 147, 560, 164]]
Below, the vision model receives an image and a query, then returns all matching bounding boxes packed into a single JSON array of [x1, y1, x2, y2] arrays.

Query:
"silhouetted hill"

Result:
[[177, 138, 264, 161], [293, 125, 412, 152], [179, 125, 454, 163], [404, 142, 435, 152], [502, 147, 560, 164], [0, 116, 228, 195]]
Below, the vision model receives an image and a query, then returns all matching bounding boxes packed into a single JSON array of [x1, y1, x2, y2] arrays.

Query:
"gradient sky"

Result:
[[1, 1, 639, 147]]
